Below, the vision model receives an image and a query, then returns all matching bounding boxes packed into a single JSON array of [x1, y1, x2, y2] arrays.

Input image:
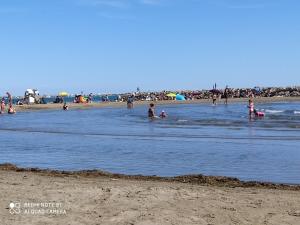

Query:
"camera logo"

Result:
[[9, 202, 21, 215]]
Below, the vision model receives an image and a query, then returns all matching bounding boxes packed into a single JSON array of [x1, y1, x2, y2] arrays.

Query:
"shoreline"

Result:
[[12, 96, 300, 112], [1, 164, 299, 190], [1, 164, 300, 225]]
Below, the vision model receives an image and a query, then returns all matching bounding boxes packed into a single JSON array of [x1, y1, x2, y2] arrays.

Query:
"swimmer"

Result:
[[159, 110, 167, 118], [148, 103, 155, 119], [254, 109, 265, 117]]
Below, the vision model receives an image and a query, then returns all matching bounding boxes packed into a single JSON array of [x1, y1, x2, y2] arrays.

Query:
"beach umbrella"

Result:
[[166, 93, 177, 97], [176, 94, 186, 101], [58, 92, 69, 97]]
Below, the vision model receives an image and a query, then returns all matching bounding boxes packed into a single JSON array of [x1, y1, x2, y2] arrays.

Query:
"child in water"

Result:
[[159, 110, 167, 118], [248, 99, 265, 117]]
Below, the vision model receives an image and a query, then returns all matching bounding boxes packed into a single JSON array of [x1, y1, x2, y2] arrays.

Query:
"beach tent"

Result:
[[176, 94, 186, 101], [24, 89, 40, 104], [58, 92, 69, 97]]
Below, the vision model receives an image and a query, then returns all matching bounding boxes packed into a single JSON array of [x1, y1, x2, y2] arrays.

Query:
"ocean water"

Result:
[[0, 102, 300, 184]]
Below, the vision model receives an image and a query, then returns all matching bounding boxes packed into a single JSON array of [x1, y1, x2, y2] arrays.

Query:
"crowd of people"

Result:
[[1, 85, 299, 117], [120, 86, 300, 103]]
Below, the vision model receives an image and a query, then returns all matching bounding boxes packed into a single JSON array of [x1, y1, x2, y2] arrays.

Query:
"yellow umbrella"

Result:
[[166, 93, 177, 97], [58, 91, 69, 97]]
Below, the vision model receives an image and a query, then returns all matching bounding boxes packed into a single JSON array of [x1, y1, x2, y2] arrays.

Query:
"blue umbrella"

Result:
[[176, 94, 186, 101]]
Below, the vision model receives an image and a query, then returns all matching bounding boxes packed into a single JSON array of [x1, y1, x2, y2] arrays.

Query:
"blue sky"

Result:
[[0, 0, 299, 95]]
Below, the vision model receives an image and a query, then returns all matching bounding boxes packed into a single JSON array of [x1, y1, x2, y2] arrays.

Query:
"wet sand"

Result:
[[11, 96, 300, 112], [1, 164, 300, 225]]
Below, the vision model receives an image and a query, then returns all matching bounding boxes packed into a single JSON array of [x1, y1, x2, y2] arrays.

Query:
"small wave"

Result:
[[265, 109, 300, 115], [1, 127, 300, 141], [177, 120, 188, 122], [265, 110, 284, 114]]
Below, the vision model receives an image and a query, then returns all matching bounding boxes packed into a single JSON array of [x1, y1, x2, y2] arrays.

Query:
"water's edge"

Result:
[[1, 163, 299, 189]]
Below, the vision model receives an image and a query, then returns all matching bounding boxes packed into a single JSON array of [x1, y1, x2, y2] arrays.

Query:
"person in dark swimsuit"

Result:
[[63, 103, 69, 111], [212, 94, 217, 105], [127, 96, 134, 109], [148, 103, 155, 118], [224, 86, 229, 105], [159, 110, 167, 118]]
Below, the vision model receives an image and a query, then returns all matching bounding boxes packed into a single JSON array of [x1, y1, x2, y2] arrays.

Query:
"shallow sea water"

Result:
[[0, 101, 299, 184]]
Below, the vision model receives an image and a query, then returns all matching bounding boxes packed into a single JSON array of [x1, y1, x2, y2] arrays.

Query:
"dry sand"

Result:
[[12, 96, 300, 112], [0, 165, 300, 225]]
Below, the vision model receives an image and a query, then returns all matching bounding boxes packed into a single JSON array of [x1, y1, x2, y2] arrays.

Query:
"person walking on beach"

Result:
[[0, 97, 5, 114], [148, 103, 155, 119]]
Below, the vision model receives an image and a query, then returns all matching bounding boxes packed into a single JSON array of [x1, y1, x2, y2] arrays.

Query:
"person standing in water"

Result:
[[0, 97, 5, 114], [127, 95, 134, 109], [248, 99, 254, 117], [6, 92, 16, 114], [148, 103, 155, 119], [212, 93, 217, 105], [212, 83, 218, 105], [6, 92, 12, 105], [224, 86, 229, 105]]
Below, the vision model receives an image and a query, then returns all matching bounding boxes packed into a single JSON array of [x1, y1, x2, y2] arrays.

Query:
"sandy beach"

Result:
[[12, 96, 300, 112], [0, 164, 300, 225]]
